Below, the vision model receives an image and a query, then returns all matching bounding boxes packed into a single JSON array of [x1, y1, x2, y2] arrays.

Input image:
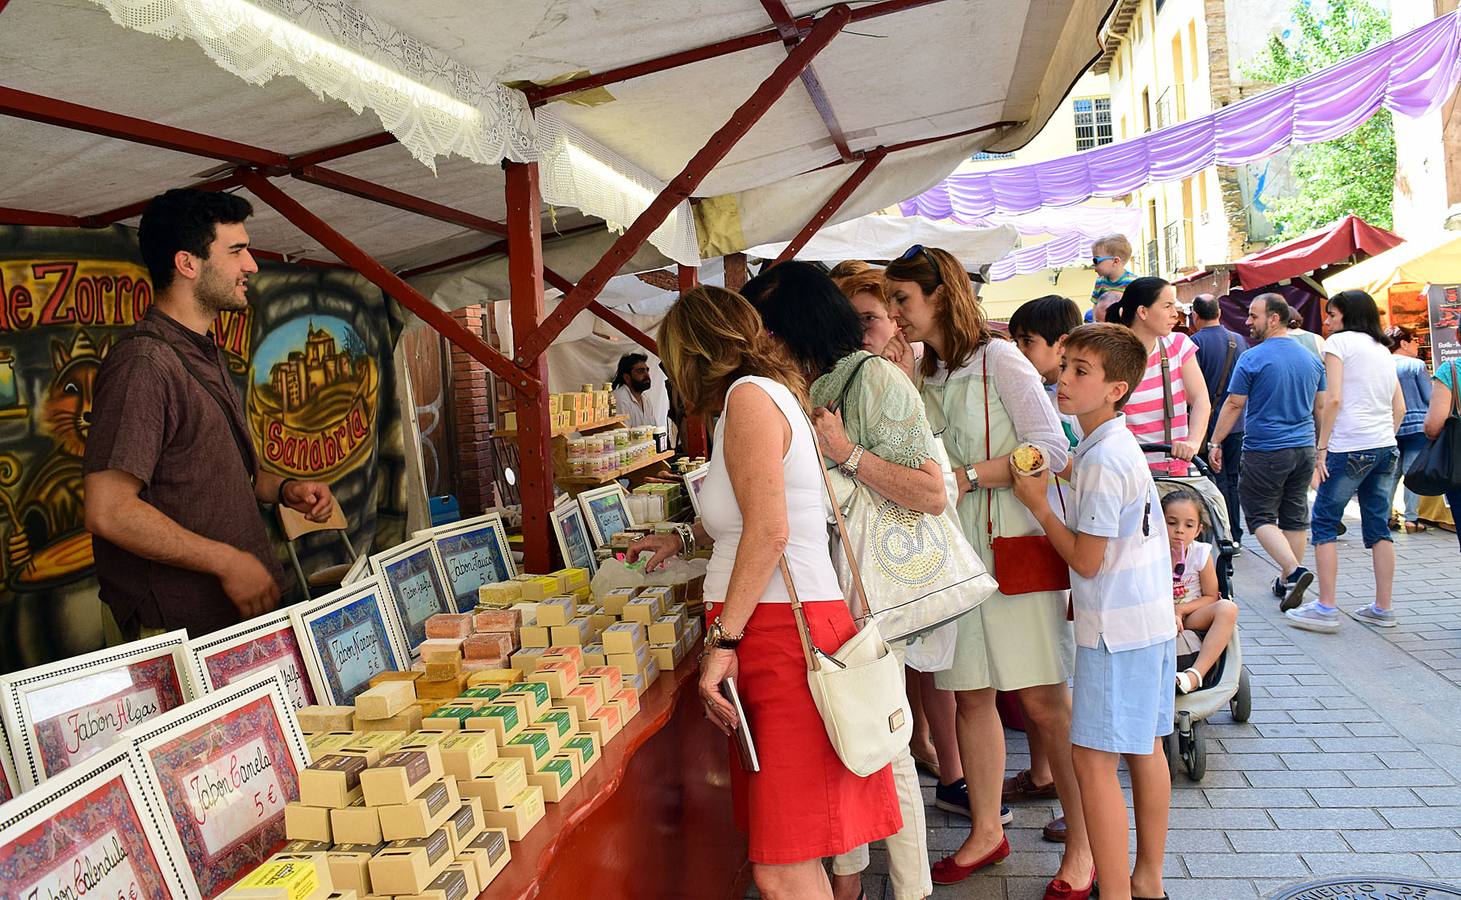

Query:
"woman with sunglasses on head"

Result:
[[627, 285, 901, 899], [743, 261, 944, 900], [886, 246, 1094, 899], [1109, 277, 1212, 476]]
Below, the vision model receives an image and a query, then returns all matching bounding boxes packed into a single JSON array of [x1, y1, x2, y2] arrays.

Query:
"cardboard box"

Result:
[[526, 753, 580, 802], [417, 639, 464, 664], [600, 587, 638, 616], [300, 751, 374, 807], [458, 685, 502, 701], [580, 643, 608, 669], [462, 704, 523, 745], [577, 674, 613, 709], [396, 864, 472, 900], [650, 644, 675, 671], [326, 843, 383, 897], [425, 613, 472, 640], [648, 615, 683, 646], [398, 730, 448, 748], [380, 777, 461, 841], [476, 582, 522, 607], [518, 625, 551, 649], [600, 621, 646, 656], [434, 732, 496, 781], [621, 597, 659, 625], [220, 855, 327, 899], [297, 706, 357, 734], [523, 722, 563, 755], [456, 829, 510, 891], [549, 617, 592, 647], [367, 828, 453, 895], [285, 801, 332, 843], [279, 840, 334, 855], [542, 645, 585, 671], [536, 707, 577, 742], [360, 746, 444, 807], [463, 632, 516, 660], [584, 704, 623, 745], [444, 796, 485, 854], [624, 670, 646, 697], [501, 729, 553, 774], [533, 596, 576, 627], [611, 686, 641, 719], [509, 647, 547, 672], [345, 731, 410, 752], [526, 660, 576, 698], [455, 758, 527, 811], [555, 683, 602, 721], [511, 576, 559, 602], [329, 802, 383, 846], [415, 699, 445, 718], [355, 706, 422, 733], [471, 607, 521, 632], [306, 731, 359, 755], [643, 656, 661, 688], [563, 733, 600, 773], [479, 785, 545, 841], [498, 681, 551, 718], [355, 681, 416, 721], [420, 704, 475, 732], [467, 668, 522, 688], [605, 642, 651, 677]]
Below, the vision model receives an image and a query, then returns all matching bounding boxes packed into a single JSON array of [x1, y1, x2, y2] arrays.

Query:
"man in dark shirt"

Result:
[[1189, 294, 1249, 542], [84, 189, 336, 638]]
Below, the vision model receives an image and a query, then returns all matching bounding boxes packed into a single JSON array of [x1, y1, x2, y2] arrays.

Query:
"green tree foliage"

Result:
[[1242, 0, 1395, 233]]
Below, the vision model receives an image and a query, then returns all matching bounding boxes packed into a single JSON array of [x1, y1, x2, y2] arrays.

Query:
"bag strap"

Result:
[[832, 352, 879, 414], [1213, 335, 1237, 406], [979, 349, 1065, 537], [116, 330, 257, 482], [1159, 337, 1174, 445]]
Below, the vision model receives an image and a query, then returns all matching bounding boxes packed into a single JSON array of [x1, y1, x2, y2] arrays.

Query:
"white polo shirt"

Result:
[[1067, 415, 1176, 652]]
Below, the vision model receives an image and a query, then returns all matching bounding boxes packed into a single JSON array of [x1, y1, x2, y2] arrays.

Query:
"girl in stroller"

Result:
[[1165, 489, 1241, 694]]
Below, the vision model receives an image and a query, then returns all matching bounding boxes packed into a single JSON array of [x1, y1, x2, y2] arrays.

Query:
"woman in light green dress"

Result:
[[884, 246, 1093, 895]]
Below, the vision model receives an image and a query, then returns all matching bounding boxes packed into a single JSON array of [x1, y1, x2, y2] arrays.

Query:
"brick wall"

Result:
[[448, 305, 497, 515]]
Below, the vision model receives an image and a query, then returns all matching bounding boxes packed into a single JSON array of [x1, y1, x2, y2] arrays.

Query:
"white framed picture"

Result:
[[0, 630, 198, 792], [126, 670, 309, 899], [682, 463, 710, 517], [0, 723, 17, 806], [369, 535, 455, 652], [341, 551, 373, 586], [291, 577, 409, 706], [188, 605, 317, 711], [0, 743, 194, 898], [577, 484, 635, 548], [424, 512, 516, 612], [551, 495, 597, 576]]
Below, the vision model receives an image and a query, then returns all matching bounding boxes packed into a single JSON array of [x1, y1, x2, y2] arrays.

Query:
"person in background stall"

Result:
[[1386, 325, 1432, 533], [84, 188, 335, 640], [1287, 310, 1327, 358], [627, 285, 901, 900], [1092, 290, 1123, 325], [1087, 235, 1138, 322], [612, 352, 671, 432], [1422, 351, 1461, 547], [1189, 294, 1249, 544]]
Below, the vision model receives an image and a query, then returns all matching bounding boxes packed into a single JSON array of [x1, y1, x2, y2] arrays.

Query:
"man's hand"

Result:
[[216, 548, 280, 619], [1009, 461, 1051, 513], [283, 480, 335, 522], [1209, 443, 1223, 472], [811, 407, 853, 465]]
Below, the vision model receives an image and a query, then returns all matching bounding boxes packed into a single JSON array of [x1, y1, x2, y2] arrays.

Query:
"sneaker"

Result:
[[1281, 567, 1314, 612], [1285, 600, 1341, 633], [1348, 604, 1397, 628], [933, 780, 1013, 824], [1272, 575, 1287, 599]]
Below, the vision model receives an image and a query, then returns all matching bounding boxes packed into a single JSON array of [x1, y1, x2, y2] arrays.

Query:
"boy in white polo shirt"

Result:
[[1012, 323, 1176, 900]]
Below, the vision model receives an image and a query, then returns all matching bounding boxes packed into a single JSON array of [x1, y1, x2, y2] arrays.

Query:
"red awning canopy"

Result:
[[1231, 214, 1402, 290]]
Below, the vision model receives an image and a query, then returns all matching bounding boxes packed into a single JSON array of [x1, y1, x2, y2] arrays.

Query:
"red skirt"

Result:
[[707, 600, 902, 865]]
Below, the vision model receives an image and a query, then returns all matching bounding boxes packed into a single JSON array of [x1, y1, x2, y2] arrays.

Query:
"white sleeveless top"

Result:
[[701, 376, 842, 604]]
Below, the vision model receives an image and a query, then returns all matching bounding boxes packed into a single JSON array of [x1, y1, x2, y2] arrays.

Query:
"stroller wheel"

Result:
[[1164, 731, 1182, 778], [1231, 666, 1253, 723], [1184, 722, 1208, 781]]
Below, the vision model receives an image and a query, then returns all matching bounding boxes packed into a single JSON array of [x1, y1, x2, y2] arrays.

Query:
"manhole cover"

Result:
[[1270, 876, 1461, 899]]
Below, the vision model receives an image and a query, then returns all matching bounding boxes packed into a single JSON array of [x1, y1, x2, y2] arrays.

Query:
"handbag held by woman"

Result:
[[1404, 359, 1461, 495]]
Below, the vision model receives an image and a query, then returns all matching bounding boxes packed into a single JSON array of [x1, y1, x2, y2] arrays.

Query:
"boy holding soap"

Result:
[[1010, 324, 1175, 900]]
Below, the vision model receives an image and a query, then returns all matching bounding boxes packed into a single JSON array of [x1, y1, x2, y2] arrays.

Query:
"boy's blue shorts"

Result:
[[1071, 636, 1175, 755]]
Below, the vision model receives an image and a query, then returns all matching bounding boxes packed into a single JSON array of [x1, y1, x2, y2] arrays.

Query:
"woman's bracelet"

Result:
[[673, 523, 696, 556]]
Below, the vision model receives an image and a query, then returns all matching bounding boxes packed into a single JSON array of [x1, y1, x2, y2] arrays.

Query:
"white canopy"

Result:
[[747, 216, 1018, 271]]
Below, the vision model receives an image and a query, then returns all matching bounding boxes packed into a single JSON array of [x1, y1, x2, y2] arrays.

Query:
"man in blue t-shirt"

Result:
[[1189, 294, 1249, 541], [1209, 294, 1326, 611]]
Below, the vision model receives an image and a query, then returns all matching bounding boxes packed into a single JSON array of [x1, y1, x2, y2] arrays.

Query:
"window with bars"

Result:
[[1074, 98, 1114, 151], [971, 151, 1014, 161]]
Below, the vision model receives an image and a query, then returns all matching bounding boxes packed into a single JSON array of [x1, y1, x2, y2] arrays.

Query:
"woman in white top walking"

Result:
[[1286, 290, 1406, 633], [627, 285, 900, 900]]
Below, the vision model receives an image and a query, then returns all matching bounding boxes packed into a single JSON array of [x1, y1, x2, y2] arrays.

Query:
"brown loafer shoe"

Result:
[[1042, 815, 1067, 843], [1003, 769, 1059, 803]]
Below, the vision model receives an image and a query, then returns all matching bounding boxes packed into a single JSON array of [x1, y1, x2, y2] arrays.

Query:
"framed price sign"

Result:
[[128, 670, 308, 899], [0, 743, 192, 898], [370, 536, 455, 653], [291, 577, 408, 706], [425, 512, 517, 612], [189, 606, 318, 711], [0, 630, 197, 791], [0, 726, 17, 805]]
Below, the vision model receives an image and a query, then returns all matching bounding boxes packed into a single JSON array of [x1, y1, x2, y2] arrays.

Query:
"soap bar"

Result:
[[424, 613, 472, 640], [417, 639, 463, 664], [355, 706, 422, 733], [297, 706, 358, 734], [355, 682, 416, 721], [467, 669, 522, 688], [477, 582, 523, 607], [423, 660, 461, 682], [463, 632, 516, 661], [414, 675, 467, 700], [368, 671, 422, 687], [472, 607, 521, 632]]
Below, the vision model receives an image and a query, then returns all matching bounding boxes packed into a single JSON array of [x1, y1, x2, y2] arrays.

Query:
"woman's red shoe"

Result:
[[930, 835, 1011, 885], [1043, 869, 1096, 900]]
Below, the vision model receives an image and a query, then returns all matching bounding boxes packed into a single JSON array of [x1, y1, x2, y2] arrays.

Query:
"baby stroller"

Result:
[[1141, 444, 1253, 782]]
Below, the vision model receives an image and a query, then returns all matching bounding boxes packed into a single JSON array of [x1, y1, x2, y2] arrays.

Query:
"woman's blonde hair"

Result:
[[834, 269, 889, 311], [658, 285, 807, 415], [882, 245, 989, 377]]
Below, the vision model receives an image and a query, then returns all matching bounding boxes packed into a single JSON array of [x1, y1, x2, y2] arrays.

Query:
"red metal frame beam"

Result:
[[773, 148, 886, 264], [0, 86, 289, 170], [236, 170, 539, 395], [85, 172, 247, 226], [505, 161, 555, 573], [515, 5, 852, 364], [287, 132, 396, 169], [292, 165, 508, 236], [803, 119, 1020, 174], [0, 207, 84, 228], [542, 267, 660, 354], [398, 240, 510, 280], [527, 0, 952, 106], [759, 0, 853, 161], [677, 265, 698, 292]]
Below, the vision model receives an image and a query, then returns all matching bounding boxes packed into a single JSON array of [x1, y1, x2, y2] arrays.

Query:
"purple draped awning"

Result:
[[902, 12, 1461, 222]]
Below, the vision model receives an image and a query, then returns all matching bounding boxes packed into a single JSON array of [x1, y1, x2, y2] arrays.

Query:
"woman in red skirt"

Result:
[[631, 285, 901, 899]]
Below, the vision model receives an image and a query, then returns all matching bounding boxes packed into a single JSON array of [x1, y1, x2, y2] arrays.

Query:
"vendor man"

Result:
[[611, 352, 670, 432], [84, 189, 336, 639]]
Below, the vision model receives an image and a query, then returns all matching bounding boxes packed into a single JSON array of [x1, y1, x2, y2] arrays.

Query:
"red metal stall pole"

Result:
[[235, 171, 540, 396], [677, 265, 699, 291], [513, 3, 852, 365], [773, 148, 887, 264], [674, 264, 710, 457], [505, 160, 556, 574], [543, 266, 660, 353]]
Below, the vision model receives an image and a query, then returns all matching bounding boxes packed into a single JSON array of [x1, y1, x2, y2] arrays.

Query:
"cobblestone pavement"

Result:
[[745, 512, 1461, 899]]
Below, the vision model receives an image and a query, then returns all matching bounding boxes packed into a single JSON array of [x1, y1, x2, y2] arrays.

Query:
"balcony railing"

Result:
[[1155, 84, 1186, 129], [1145, 239, 1160, 277], [1164, 221, 1186, 272]]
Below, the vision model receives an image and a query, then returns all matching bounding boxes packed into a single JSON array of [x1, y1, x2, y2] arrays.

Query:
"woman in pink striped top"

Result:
[[1110, 277, 1211, 475]]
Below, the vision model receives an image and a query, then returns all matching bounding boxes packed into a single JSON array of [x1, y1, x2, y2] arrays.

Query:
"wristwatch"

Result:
[[964, 464, 981, 493], [838, 444, 866, 480], [705, 617, 744, 651]]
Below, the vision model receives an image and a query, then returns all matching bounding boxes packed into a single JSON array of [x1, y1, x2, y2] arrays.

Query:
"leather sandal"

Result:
[[1002, 768, 1058, 802]]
